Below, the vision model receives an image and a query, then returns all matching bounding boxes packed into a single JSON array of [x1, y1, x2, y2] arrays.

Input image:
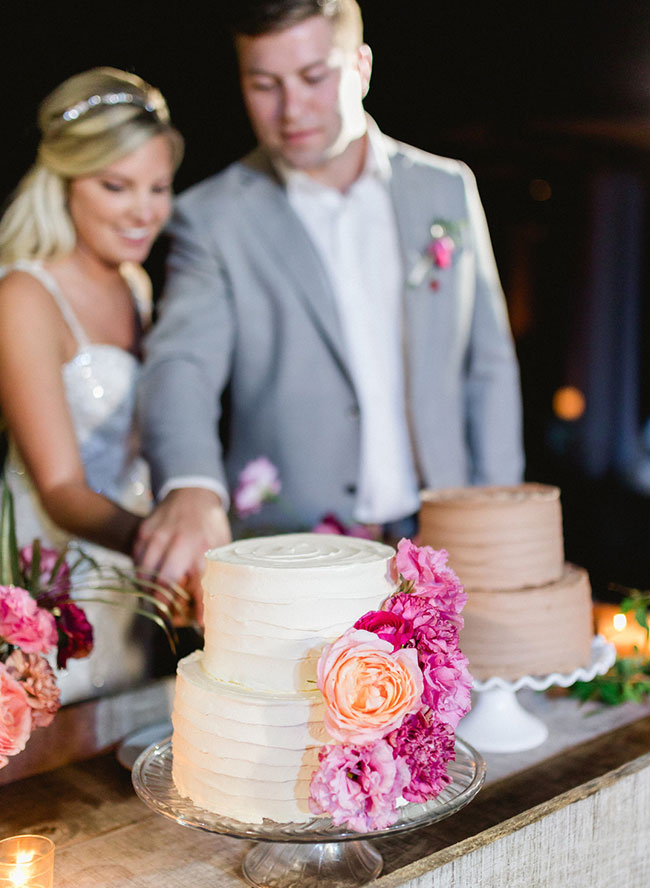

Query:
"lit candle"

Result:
[[0, 837, 54, 888], [593, 602, 650, 658]]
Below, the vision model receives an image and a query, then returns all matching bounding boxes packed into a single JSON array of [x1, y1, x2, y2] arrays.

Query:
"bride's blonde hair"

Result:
[[0, 67, 184, 264]]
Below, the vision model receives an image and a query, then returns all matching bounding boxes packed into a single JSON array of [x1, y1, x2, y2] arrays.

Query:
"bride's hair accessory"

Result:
[[61, 90, 166, 122]]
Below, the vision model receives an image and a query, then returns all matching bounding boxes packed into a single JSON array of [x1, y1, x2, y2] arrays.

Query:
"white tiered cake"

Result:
[[419, 484, 593, 680], [171, 533, 395, 824]]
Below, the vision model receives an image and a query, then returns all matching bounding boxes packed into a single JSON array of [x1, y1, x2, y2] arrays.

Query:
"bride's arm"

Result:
[[0, 272, 141, 554]]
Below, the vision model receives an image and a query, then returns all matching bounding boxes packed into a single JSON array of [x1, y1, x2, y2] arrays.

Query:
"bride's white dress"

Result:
[[1, 260, 153, 704]]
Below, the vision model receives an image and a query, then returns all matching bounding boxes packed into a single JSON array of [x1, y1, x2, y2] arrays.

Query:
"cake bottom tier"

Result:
[[459, 564, 593, 681], [171, 650, 327, 824]]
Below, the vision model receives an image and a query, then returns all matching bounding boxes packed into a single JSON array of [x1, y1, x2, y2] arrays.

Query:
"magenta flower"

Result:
[[55, 601, 94, 668], [395, 539, 467, 628], [19, 545, 71, 598], [309, 739, 410, 831], [233, 456, 281, 518], [418, 647, 473, 729], [428, 234, 455, 269], [387, 710, 455, 803], [312, 514, 376, 540], [0, 585, 58, 654], [354, 610, 414, 650]]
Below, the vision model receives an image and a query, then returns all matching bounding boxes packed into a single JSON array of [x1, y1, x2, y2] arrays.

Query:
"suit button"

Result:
[[345, 484, 357, 495]]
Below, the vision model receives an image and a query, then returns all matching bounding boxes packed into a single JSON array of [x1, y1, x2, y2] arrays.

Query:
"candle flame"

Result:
[[9, 851, 35, 887], [613, 613, 627, 632]]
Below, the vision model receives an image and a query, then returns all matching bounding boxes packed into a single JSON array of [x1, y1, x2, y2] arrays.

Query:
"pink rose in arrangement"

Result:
[[387, 710, 455, 803], [354, 610, 414, 651], [19, 545, 71, 599], [4, 650, 61, 728], [0, 662, 32, 767], [0, 585, 58, 654], [317, 628, 424, 744], [55, 601, 94, 669], [233, 457, 281, 518], [309, 739, 410, 832]]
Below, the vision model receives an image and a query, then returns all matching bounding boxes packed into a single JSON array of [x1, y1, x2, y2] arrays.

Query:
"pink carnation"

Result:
[[5, 650, 61, 728], [428, 235, 455, 269], [0, 662, 32, 767], [233, 457, 281, 518], [19, 544, 71, 599], [395, 539, 467, 628], [417, 646, 473, 729], [0, 585, 58, 654], [387, 710, 455, 803], [354, 609, 414, 650], [309, 739, 410, 832], [317, 628, 424, 743]]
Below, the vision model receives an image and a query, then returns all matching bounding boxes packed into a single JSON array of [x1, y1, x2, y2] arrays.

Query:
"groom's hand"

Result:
[[132, 487, 231, 625]]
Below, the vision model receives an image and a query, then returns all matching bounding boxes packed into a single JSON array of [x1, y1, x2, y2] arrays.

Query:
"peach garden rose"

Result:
[[317, 628, 424, 744]]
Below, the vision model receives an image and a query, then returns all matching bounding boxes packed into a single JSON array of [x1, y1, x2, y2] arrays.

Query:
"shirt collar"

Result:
[[274, 116, 391, 196]]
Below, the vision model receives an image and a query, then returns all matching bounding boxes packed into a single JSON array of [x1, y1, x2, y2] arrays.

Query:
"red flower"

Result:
[[56, 601, 94, 668]]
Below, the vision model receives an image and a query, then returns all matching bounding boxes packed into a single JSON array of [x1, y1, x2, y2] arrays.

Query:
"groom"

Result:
[[135, 0, 524, 592]]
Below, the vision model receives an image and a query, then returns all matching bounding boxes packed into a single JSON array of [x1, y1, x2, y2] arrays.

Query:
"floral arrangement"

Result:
[[407, 218, 465, 290], [0, 483, 178, 769], [308, 538, 472, 832]]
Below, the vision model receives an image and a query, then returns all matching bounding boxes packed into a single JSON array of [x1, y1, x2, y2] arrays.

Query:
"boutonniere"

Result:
[[407, 219, 465, 290]]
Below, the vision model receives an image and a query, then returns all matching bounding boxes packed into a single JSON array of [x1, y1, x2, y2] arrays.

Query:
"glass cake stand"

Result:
[[458, 635, 617, 753], [132, 736, 485, 888]]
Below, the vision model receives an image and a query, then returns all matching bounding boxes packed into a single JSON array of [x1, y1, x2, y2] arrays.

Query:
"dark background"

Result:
[[3, 0, 650, 601]]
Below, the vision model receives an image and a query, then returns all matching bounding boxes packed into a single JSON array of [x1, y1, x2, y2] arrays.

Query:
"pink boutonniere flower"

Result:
[[233, 456, 282, 518], [408, 219, 464, 289]]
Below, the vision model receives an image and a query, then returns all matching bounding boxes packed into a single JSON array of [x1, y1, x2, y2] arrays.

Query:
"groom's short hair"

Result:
[[228, 0, 364, 49]]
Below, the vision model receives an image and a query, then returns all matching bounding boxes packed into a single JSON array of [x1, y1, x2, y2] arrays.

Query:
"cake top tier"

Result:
[[206, 533, 395, 571], [420, 482, 560, 507]]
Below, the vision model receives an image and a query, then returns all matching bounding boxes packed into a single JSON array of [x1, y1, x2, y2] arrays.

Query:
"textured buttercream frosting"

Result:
[[419, 483, 564, 589], [201, 534, 396, 693], [172, 533, 396, 823]]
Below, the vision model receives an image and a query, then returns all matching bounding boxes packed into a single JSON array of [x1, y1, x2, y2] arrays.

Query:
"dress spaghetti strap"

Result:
[[0, 260, 90, 350]]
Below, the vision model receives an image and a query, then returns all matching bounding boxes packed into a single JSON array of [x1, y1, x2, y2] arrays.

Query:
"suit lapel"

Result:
[[238, 150, 354, 386]]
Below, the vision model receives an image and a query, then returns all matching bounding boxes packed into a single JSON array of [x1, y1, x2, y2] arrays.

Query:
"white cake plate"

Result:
[[458, 635, 616, 754], [132, 736, 485, 888]]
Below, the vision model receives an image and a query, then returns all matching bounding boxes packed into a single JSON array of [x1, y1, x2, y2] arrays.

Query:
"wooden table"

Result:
[[3, 681, 650, 888]]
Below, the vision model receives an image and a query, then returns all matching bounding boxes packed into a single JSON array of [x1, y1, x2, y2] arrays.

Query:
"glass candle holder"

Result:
[[0, 836, 55, 888]]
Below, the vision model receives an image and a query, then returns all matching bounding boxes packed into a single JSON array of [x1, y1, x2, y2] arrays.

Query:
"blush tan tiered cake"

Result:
[[171, 533, 396, 824], [419, 484, 593, 680]]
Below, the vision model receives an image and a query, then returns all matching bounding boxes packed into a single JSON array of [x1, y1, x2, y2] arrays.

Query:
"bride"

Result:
[[0, 67, 184, 702]]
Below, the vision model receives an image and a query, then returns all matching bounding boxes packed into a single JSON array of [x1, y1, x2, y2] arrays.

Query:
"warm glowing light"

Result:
[[9, 855, 33, 888], [529, 178, 552, 201], [553, 386, 586, 421], [613, 613, 627, 631]]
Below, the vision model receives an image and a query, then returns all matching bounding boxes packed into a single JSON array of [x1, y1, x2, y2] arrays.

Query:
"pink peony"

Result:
[[309, 739, 410, 832], [354, 609, 414, 650], [428, 234, 455, 269], [5, 650, 61, 728], [55, 601, 94, 668], [19, 544, 71, 599], [395, 539, 467, 628], [0, 585, 58, 654], [233, 457, 281, 518], [0, 662, 32, 767], [387, 709, 455, 803], [317, 628, 424, 743]]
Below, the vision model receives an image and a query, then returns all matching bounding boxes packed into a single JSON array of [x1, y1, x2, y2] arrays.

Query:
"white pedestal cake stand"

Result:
[[458, 635, 616, 753], [132, 737, 485, 888]]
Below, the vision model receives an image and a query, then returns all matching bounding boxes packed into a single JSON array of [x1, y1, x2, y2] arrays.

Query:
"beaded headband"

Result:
[[61, 90, 165, 122]]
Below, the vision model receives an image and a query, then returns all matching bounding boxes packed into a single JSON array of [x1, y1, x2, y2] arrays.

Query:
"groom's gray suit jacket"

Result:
[[139, 132, 524, 529]]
